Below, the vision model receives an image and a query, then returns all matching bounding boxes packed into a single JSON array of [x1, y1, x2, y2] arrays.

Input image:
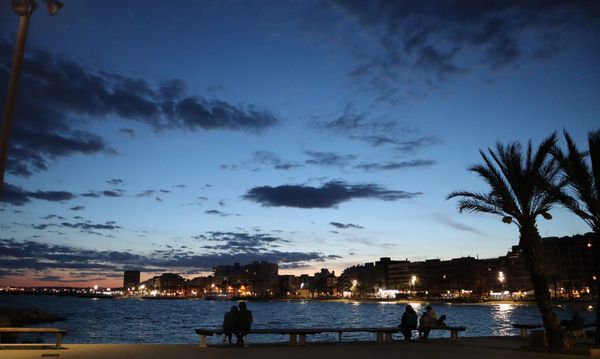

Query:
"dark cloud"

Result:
[[60, 221, 121, 231], [356, 159, 436, 171], [101, 189, 125, 197], [81, 189, 124, 198], [314, 105, 440, 150], [70, 205, 85, 211], [0, 41, 280, 178], [330, 222, 364, 229], [334, 0, 600, 99], [0, 184, 76, 206], [40, 214, 65, 220], [304, 151, 356, 167], [243, 180, 422, 208]]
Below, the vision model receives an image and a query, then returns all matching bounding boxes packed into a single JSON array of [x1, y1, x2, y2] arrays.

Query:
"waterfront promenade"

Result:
[[1, 337, 597, 359]]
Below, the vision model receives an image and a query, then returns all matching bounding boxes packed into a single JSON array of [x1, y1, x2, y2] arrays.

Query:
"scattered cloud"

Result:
[[356, 159, 436, 171], [0, 230, 346, 276], [106, 179, 124, 186], [70, 205, 86, 211], [204, 209, 240, 217], [433, 213, 485, 236], [81, 189, 125, 198], [60, 221, 121, 231], [304, 151, 356, 167], [136, 190, 155, 197], [243, 180, 422, 208], [40, 214, 65, 220], [192, 231, 288, 253], [330, 222, 364, 229], [314, 105, 440, 150], [221, 151, 301, 171], [333, 0, 600, 100]]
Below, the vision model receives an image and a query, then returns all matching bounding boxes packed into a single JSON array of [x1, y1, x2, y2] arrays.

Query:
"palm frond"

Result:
[[554, 130, 599, 230], [448, 135, 563, 224], [446, 191, 505, 215]]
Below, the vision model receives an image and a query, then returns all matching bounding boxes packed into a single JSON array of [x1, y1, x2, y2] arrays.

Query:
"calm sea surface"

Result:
[[0, 295, 594, 344]]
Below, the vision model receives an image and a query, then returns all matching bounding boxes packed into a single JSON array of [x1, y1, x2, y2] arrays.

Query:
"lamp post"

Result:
[[0, 0, 63, 195]]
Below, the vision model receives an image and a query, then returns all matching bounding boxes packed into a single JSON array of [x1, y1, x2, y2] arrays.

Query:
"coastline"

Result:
[[1, 337, 596, 359]]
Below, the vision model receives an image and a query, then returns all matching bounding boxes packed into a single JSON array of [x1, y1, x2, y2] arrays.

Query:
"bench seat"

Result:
[[196, 327, 400, 347], [512, 322, 595, 338], [195, 325, 466, 347], [0, 327, 66, 348], [427, 326, 467, 341]]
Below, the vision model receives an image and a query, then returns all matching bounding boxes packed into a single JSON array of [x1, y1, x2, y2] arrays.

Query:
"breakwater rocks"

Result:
[[0, 308, 66, 326]]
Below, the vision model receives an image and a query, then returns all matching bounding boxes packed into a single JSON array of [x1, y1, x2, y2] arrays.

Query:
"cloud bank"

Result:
[[0, 40, 280, 178]]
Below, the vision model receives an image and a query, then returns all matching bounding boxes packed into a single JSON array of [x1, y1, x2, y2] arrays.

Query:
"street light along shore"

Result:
[[0, 0, 63, 195]]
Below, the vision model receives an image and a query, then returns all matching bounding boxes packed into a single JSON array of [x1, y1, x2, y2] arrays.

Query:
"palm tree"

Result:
[[553, 129, 600, 343], [447, 134, 564, 348]]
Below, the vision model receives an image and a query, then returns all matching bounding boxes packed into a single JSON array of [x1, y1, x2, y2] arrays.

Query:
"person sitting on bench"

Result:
[[399, 304, 418, 341]]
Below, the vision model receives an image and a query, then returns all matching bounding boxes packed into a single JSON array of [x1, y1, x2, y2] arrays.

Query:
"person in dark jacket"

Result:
[[235, 301, 253, 346], [399, 304, 418, 341], [222, 306, 238, 344]]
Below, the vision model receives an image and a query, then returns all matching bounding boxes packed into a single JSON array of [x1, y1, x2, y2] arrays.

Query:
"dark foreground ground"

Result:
[[1, 337, 600, 359]]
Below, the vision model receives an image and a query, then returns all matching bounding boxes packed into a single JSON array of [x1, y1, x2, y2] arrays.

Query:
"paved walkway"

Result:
[[0, 337, 597, 359]]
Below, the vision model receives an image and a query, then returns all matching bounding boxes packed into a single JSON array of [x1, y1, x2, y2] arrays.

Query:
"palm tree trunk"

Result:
[[519, 220, 563, 348]]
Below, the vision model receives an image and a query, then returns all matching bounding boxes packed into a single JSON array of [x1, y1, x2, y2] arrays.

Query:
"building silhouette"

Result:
[[123, 270, 140, 289]]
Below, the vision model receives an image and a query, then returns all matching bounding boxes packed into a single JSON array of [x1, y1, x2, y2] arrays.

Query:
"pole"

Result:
[[0, 13, 32, 195]]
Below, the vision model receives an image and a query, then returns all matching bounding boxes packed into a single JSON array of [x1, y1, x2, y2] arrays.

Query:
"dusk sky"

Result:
[[1, 1, 599, 287]]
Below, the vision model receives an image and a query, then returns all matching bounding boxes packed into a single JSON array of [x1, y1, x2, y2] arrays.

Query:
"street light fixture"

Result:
[[0, 0, 64, 195]]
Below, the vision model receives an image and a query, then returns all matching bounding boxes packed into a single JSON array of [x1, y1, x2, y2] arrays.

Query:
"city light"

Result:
[[498, 271, 505, 283]]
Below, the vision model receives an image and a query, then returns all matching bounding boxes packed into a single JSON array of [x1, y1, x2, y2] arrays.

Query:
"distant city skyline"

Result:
[[1, 1, 599, 287]]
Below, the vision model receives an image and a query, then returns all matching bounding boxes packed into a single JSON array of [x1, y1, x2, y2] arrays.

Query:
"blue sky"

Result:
[[0, 0, 599, 287]]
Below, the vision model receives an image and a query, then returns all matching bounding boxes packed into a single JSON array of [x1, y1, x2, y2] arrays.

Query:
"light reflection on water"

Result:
[[0, 295, 593, 344], [490, 304, 516, 336]]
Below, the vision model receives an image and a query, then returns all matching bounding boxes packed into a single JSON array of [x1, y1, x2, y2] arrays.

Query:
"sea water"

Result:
[[0, 295, 593, 344]]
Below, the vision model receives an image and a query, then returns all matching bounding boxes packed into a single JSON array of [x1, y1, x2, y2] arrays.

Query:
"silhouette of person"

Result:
[[399, 304, 418, 341], [235, 301, 253, 346], [418, 305, 439, 340], [222, 305, 238, 344]]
